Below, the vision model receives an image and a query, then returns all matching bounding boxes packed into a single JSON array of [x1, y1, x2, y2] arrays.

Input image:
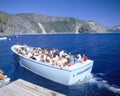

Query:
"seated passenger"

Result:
[[46, 56, 50, 63], [59, 50, 64, 57], [66, 58, 73, 66], [52, 48, 59, 58], [69, 53, 74, 63], [30, 53, 36, 60], [83, 54, 88, 61], [18, 49, 24, 55], [51, 59, 56, 66], [0, 70, 3, 74], [0, 70, 7, 80], [74, 53, 82, 63], [57, 57, 63, 68], [78, 54, 82, 60]]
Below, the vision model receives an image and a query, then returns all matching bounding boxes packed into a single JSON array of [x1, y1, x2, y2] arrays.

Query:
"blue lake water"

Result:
[[0, 34, 120, 96]]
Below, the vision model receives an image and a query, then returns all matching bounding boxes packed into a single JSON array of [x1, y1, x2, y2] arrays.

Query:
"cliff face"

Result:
[[87, 21, 107, 33], [106, 25, 120, 33], [0, 12, 119, 36]]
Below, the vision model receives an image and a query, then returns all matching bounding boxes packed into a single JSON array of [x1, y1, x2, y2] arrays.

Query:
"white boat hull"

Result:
[[11, 45, 93, 86]]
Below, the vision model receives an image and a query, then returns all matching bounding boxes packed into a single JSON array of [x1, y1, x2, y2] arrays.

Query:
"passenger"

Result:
[[30, 53, 36, 60], [51, 59, 56, 66], [40, 54, 44, 62], [74, 54, 79, 63], [61, 56, 67, 66], [65, 57, 73, 66], [59, 50, 64, 57], [23, 44, 28, 53], [51, 50, 53, 57], [0, 70, 7, 80], [18, 49, 24, 55], [35, 55, 40, 61], [83, 54, 88, 61], [42, 54, 47, 62], [27, 52, 32, 58], [78, 54, 82, 61], [32, 48, 36, 55], [34, 48, 39, 56], [45, 50, 51, 58], [69, 53, 74, 63], [0, 70, 4, 74], [74, 57, 79, 63], [74, 53, 82, 63], [53, 48, 59, 58], [15, 48, 19, 53], [46, 56, 50, 63], [57, 57, 63, 68], [52, 48, 55, 57], [38, 48, 42, 55]]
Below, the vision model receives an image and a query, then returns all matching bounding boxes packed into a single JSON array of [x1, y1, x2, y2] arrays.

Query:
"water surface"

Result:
[[0, 34, 120, 96]]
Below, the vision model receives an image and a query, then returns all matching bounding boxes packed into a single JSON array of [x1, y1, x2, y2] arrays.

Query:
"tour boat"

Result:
[[11, 44, 94, 86]]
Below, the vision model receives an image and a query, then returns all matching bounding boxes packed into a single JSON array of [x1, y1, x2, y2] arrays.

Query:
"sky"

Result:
[[0, 0, 120, 26]]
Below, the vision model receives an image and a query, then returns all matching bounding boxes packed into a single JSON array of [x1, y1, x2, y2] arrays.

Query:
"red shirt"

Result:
[[83, 55, 88, 61]]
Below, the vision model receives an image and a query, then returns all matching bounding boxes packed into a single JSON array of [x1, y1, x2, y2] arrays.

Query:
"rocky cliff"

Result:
[[106, 25, 120, 33], [0, 12, 119, 36]]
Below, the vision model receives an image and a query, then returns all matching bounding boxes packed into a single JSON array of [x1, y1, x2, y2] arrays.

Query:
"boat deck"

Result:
[[0, 79, 65, 96]]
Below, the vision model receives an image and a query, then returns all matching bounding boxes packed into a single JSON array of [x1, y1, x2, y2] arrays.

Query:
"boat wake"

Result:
[[75, 73, 120, 95]]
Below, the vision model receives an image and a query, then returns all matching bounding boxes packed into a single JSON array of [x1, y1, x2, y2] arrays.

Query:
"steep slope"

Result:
[[87, 21, 107, 33], [106, 25, 120, 33], [0, 12, 117, 36]]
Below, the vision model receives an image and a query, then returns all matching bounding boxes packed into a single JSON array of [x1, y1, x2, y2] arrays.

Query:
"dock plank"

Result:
[[0, 79, 65, 96]]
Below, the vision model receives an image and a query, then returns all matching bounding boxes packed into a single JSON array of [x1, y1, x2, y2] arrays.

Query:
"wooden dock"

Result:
[[0, 79, 65, 96]]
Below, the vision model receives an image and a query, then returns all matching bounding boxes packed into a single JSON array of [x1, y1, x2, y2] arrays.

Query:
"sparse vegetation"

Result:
[[0, 11, 119, 36]]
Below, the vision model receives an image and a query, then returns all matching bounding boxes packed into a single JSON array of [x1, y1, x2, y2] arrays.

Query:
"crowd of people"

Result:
[[16, 45, 88, 68]]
